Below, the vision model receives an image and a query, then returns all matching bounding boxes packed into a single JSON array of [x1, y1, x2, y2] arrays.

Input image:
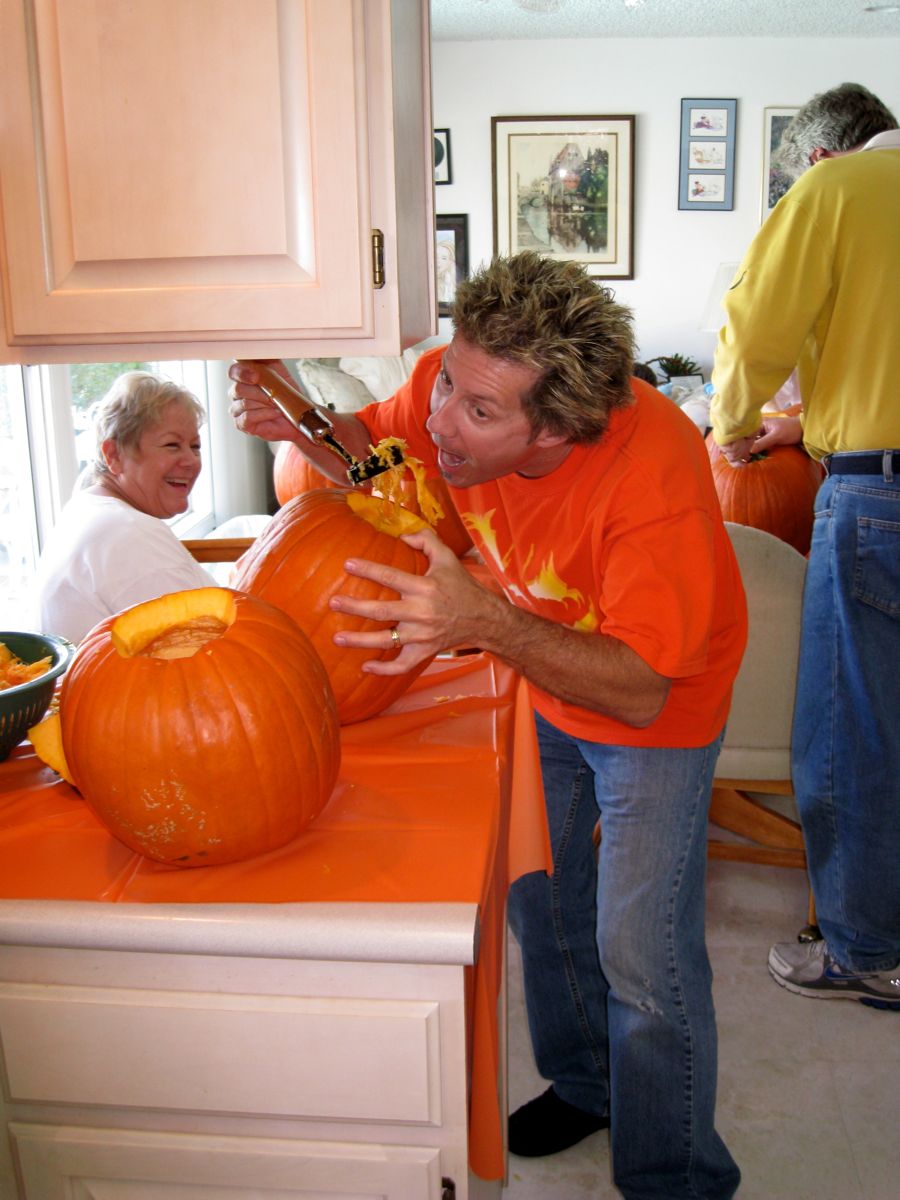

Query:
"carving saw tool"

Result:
[[245, 362, 405, 485]]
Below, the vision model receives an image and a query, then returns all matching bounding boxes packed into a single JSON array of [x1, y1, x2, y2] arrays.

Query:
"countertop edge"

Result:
[[0, 900, 481, 965]]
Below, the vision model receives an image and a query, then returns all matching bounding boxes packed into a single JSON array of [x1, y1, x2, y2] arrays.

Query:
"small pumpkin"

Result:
[[233, 488, 433, 724], [273, 441, 344, 506], [29, 587, 340, 867], [273, 440, 472, 558], [705, 434, 824, 555]]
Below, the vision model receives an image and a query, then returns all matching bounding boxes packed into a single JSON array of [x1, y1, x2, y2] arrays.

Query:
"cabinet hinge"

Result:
[[371, 229, 385, 289], [441, 1178, 456, 1200]]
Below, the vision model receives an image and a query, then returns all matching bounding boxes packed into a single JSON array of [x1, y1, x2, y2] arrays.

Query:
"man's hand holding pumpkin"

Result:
[[330, 527, 495, 674]]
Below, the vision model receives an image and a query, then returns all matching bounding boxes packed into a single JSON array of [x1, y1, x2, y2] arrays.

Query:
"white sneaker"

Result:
[[768, 939, 900, 1010]]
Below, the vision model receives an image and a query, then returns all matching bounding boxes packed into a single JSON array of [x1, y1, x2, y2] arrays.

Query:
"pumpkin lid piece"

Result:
[[111, 587, 236, 659], [28, 710, 75, 785]]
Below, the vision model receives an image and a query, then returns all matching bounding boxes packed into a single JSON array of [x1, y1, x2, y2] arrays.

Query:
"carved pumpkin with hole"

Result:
[[705, 435, 824, 555], [28, 588, 340, 867], [273, 441, 472, 558], [233, 488, 434, 724]]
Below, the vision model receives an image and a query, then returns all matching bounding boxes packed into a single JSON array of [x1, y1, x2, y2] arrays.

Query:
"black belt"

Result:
[[822, 450, 899, 476]]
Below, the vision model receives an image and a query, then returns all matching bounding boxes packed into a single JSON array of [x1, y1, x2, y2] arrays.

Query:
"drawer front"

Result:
[[0, 982, 441, 1123], [10, 1122, 444, 1198]]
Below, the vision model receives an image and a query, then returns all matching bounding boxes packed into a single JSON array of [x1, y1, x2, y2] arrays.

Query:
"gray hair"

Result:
[[85, 371, 204, 485], [777, 82, 898, 179]]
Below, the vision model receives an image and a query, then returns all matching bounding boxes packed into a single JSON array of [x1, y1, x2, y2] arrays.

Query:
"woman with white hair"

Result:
[[35, 371, 214, 643]]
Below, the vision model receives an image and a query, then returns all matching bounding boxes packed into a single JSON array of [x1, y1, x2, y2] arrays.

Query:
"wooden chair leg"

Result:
[[798, 889, 821, 943]]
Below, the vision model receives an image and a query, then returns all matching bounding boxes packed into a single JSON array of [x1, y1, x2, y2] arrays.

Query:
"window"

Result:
[[0, 358, 266, 631], [0, 366, 40, 628]]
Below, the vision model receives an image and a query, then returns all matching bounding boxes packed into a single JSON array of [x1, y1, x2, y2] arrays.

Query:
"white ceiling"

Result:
[[429, 0, 900, 40]]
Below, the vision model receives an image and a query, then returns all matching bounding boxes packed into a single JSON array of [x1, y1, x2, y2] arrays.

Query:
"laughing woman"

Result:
[[35, 371, 214, 643]]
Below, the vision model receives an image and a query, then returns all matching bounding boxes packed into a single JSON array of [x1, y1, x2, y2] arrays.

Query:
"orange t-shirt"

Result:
[[358, 347, 747, 748]]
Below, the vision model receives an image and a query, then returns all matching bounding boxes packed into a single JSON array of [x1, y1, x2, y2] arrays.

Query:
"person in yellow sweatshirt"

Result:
[[711, 82, 900, 1010]]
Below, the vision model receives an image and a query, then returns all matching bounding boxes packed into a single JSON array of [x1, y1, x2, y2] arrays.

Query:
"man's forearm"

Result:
[[473, 589, 671, 728]]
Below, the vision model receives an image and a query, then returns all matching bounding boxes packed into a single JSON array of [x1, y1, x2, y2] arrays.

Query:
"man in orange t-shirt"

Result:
[[230, 253, 745, 1200]]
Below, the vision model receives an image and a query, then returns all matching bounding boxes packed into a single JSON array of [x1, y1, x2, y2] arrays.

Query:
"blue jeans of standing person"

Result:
[[508, 713, 740, 1200], [792, 464, 900, 971]]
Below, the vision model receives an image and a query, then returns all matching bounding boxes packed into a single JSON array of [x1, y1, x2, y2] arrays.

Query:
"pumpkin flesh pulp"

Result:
[[273, 439, 472, 558], [367, 437, 445, 526], [346, 491, 428, 537]]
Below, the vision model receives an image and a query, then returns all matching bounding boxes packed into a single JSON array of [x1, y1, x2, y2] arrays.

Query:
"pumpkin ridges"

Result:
[[233, 490, 432, 724], [705, 436, 823, 555], [58, 591, 340, 866], [210, 605, 340, 812]]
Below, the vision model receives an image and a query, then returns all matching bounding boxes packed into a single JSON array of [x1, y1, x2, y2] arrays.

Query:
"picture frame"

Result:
[[491, 114, 635, 279], [678, 99, 737, 211], [433, 128, 452, 185], [435, 213, 469, 317], [761, 107, 799, 222]]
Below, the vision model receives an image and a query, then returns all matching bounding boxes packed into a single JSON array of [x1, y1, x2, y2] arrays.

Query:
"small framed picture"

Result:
[[435, 213, 469, 317], [678, 99, 737, 211], [761, 107, 799, 222], [434, 128, 452, 185]]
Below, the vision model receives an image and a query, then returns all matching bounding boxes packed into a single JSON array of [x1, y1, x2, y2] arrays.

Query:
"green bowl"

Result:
[[0, 632, 76, 761]]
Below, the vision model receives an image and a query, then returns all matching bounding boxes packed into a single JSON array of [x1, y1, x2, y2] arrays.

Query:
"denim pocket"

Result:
[[854, 517, 900, 618]]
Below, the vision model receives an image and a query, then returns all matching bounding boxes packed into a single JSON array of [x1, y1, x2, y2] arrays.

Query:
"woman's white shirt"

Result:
[[35, 491, 214, 643]]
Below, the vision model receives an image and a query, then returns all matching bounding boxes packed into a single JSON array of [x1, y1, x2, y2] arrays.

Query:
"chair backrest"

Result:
[[715, 523, 807, 781], [181, 537, 254, 563]]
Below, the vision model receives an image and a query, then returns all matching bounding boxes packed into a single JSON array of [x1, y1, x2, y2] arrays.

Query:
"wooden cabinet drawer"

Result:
[[10, 1122, 444, 1198], [0, 982, 441, 1123]]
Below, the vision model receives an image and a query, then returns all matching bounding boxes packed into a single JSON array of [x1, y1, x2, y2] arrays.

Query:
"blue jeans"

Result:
[[792, 468, 900, 971], [508, 713, 740, 1200]]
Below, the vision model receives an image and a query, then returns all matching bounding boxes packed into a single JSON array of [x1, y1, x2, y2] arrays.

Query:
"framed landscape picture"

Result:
[[491, 114, 635, 279], [762, 107, 799, 221], [678, 99, 737, 211]]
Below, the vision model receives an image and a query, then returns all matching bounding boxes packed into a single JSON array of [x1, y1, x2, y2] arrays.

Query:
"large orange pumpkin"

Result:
[[705, 434, 824, 554], [273, 440, 472, 558], [32, 588, 340, 867], [233, 489, 434, 724]]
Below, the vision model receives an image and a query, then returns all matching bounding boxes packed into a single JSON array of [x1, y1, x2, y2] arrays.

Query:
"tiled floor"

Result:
[[502, 858, 898, 1199]]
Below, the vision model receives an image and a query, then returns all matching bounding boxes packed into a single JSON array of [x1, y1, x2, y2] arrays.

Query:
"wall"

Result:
[[431, 37, 899, 376]]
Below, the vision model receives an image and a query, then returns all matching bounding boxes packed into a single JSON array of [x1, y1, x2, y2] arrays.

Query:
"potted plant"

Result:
[[643, 354, 701, 384]]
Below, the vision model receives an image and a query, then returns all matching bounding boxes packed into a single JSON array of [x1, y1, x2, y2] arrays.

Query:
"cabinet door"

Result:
[[11, 1123, 445, 1198], [0, 0, 436, 363]]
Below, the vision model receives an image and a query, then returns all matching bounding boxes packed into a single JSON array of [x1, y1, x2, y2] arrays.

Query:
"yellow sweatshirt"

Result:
[[711, 136, 900, 460]]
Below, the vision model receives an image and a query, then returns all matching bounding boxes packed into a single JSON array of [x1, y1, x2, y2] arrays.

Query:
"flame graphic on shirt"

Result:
[[463, 510, 595, 629], [525, 553, 584, 606], [461, 509, 512, 571], [572, 602, 598, 633]]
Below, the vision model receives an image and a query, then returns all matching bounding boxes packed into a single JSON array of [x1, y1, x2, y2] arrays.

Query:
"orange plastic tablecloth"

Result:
[[0, 652, 551, 1181]]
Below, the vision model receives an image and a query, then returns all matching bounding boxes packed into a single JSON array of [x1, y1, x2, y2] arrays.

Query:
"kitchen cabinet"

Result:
[[0, 655, 552, 1199], [0, 904, 489, 1199], [0, 0, 436, 364]]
